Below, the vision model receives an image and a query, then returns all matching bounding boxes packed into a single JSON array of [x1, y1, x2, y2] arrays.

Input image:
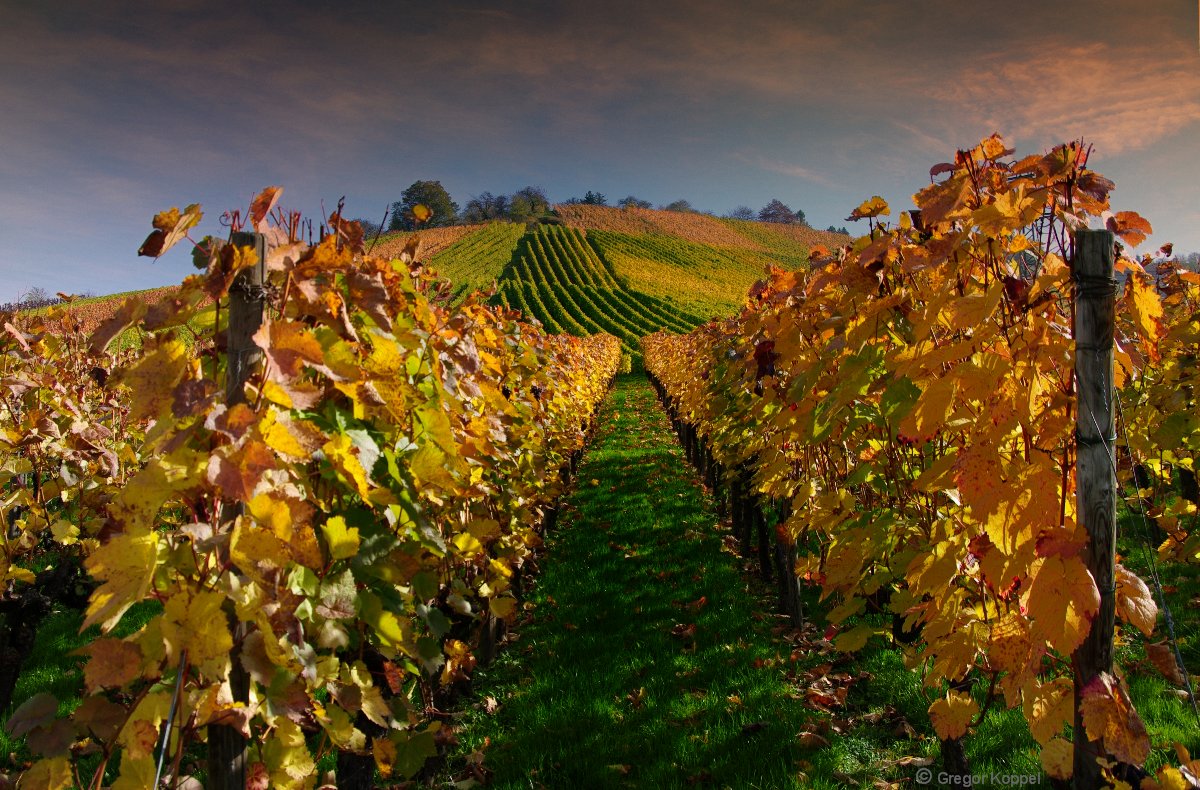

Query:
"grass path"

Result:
[[443, 374, 922, 788]]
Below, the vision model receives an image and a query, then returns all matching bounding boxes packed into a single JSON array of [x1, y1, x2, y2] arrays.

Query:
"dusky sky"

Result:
[[1, 0, 1197, 298]]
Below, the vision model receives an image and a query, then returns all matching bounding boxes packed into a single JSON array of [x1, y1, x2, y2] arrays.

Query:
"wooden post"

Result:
[[225, 231, 267, 405], [1071, 229, 1118, 789], [208, 231, 266, 790]]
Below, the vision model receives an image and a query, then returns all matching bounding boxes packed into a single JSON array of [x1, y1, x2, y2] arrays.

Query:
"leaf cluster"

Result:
[[643, 135, 1194, 786], [7, 189, 621, 788]]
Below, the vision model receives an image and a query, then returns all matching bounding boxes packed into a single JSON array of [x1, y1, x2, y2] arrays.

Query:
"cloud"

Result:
[[924, 42, 1200, 155], [736, 152, 839, 188]]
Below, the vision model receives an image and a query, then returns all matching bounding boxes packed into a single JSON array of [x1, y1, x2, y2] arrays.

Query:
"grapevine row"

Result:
[[643, 136, 1196, 787], [494, 225, 704, 365], [3, 194, 621, 789]]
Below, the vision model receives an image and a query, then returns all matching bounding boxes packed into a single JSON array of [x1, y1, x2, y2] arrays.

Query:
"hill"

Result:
[[25, 208, 849, 360], [388, 205, 849, 320]]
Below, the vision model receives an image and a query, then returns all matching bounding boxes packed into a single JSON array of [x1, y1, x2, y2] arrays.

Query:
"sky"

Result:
[[1, 0, 1198, 299]]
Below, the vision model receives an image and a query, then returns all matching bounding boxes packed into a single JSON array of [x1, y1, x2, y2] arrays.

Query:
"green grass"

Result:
[[1, 601, 161, 776], [442, 375, 942, 788]]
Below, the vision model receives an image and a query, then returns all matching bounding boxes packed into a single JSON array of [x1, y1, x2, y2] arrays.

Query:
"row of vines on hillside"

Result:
[[3, 189, 621, 789], [643, 136, 1198, 788], [494, 226, 700, 365]]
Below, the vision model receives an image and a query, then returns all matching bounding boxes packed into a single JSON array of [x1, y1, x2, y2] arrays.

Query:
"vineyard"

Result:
[[0, 193, 621, 790], [641, 137, 1200, 788], [586, 228, 795, 317], [490, 225, 705, 365], [2, 139, 1198, 790], [371, 223, 525, 304]]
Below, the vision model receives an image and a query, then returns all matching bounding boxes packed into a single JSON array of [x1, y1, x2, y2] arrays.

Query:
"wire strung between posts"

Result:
[[1073, 272, 1120, 300], [154, 649, 189, 788], [1082, 393, 1199, 723]]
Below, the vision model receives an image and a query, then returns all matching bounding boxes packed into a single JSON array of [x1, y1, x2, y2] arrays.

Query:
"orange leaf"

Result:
[[1145, 641, 1187, 686], [82, 639, 143, 693], [1106, 210, 1153, 247], [1114, 563, 1156, 637], [1079, 672, 1150, 766], [249, 186, 283, 232]]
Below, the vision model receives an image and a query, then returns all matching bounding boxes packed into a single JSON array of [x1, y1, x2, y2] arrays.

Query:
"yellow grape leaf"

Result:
[[988, 612, 1034, 676], [231, 517, 290, 588], [1079, 673, 1150, 765], [898, 376, 957, 444], [321, 515, 360, 561], [248, 493, 292, 539], [1124, 271, 1164, 361], [360, 684, 391, 727], [360, 593, 413, 654], [118, 690, 171, 760], [1023, 677, 1072, 746], [1140, 766, 1193, 790], [945, 281, 1005, 330], [411, 204, 432, 223], [846, 195, 890, 221], [1040, 736, 1073, 780], [833, 624, 874, 653], [978, 133, 1011, 161], [1022, 555, 1099, 655], [110, 450, 199, 531], [928, 690, 978, 740], [138, 203, 202, 258], [264, 718, 317, 789], [160, 588, 233, 680], [111, 754, 156, 790], [451, 532, 483, 557], [83, 529, 160, 632], [489, 595, 517, 619], [261, 409, 325, 460], [1114, 563, 1156, 637], [82, 638, 143, 693], [16, 756, 73, 790], [323, 433, 372, 498], [117, 338, 189, 421]]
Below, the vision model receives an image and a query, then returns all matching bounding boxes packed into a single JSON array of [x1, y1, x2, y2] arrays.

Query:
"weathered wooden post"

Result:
[[1070, 229, 1118, 789], [208, 230, 266, 790]]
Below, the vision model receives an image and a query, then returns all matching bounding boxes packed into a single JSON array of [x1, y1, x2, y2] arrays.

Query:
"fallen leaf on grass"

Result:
[[670, 623, 697, 641], [741, 721, 768, 735], [797, 731, 831, 749], [482, 696, 499, 714], [608, 764, 632, 775], [1146, 641, 1188, 686], [626, 687, 647, 709], [892, 756, 935, 767]]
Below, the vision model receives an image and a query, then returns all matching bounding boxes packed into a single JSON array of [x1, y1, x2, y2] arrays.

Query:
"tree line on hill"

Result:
[[353, 180, 828, 235], [0, 286, 95, 313]]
